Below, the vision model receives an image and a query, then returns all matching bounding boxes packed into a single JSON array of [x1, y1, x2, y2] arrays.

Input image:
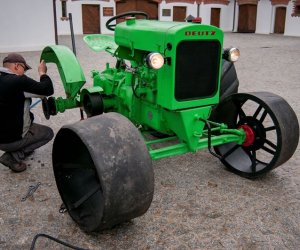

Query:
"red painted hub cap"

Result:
[[239, 124, 255, 147]]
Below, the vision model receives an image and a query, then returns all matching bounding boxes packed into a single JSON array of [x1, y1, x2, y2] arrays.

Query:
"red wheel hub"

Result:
[[239, 124, 255, 147]]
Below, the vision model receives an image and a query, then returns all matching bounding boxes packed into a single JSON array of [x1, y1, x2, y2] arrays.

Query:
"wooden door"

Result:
[[274, 7, 286, 34], [173, 6, 186, 22], [116, 0, 136, 15], [82, 5, 100, 34], [210, 8, 221, 27], [238, 4, 257, 33], [116, 0, 158, 21], [136, 0, 158, 20], [238, 5, 248, 32], [248, 5, 257, 32]]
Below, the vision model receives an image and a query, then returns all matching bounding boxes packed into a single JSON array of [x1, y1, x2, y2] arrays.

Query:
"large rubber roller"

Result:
[[52, 112, 154, 232]]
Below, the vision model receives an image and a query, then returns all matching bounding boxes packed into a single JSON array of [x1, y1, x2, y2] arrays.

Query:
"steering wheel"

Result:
[[106, 11, 149, 31]]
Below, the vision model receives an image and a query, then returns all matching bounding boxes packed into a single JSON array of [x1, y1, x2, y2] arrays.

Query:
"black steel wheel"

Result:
[[213, 92, 299, 178], [52, 113, 154, 232]]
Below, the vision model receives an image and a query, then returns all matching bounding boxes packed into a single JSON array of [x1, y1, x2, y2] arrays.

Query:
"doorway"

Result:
[[238, 4, 257, 33], [211, 8, 221, 28], [274, 7, 286, 34], [82, 5, 100, 34], [116, 0, 158, 20], [173, 6, 186, 22]]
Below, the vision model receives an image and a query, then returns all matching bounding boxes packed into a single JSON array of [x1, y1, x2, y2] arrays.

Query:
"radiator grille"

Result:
[[175, 40, 221, 101]]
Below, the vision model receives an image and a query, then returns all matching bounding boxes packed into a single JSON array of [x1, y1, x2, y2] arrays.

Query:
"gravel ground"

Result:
[[0, 32, 299, 250]]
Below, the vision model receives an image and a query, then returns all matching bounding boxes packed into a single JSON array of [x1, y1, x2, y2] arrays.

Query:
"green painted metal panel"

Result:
[[157, 24, 223, 110], [41, 45, 86, 98], [115, 20, 183, 52], [83, 34, 118, 54], [148, 133, 244, 160], [115, 19, 223, 110], [41, 18, 247, 159]]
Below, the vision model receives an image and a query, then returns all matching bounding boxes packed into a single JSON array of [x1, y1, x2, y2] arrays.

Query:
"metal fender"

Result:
[[41, 45, 86, 98]]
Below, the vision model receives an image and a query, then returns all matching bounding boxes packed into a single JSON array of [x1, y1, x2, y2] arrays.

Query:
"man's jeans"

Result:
[[0, 123, 54, 161]]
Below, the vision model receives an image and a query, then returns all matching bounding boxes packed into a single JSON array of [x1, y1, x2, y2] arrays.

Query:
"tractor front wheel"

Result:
[[213, 92, 299, 178]]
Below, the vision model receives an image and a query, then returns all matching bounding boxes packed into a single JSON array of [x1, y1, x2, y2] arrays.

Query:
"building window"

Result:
[[293, 6, 300, 16], [162, 9, 171, 16], [292, 0, 300, 16], [103, 7, 114, 17], [61, 0, 69, 20]]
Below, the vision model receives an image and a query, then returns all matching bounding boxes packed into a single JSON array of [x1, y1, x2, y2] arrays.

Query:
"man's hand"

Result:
[[38, 60, 47, 76]]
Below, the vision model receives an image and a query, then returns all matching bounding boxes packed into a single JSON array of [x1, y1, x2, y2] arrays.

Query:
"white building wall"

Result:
[[222, 1, 235, 31], [284, 1, 300, 37], [159, 1, 198, 21], [256, 0, 273, 34], [2, 0, 298, 53], [159, 1, 234, 31], [0, 0, 55, 53], [200, 3, 234, 31], [235, 0, 300, 37], [233, 1, 238, 32], [56, 0, 300, 37], [57, 0, 115, 35]]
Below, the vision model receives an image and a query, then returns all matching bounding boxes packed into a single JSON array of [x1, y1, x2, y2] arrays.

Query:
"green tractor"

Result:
[[41, 12, 299, 232]]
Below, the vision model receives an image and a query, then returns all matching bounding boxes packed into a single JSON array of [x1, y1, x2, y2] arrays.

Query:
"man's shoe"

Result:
[[0, 153, 10, 168], [24, 150, 34, 157], [9, 162, 27, 173], [0, 153, 27, 172]]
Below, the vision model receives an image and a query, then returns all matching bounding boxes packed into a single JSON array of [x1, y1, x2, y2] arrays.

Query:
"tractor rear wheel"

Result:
[[52, 112, 154, 232], [220, 59, 239, 100], [213, 92, 299, 178]]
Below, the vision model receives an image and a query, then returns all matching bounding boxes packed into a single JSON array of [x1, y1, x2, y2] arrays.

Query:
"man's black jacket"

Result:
[[0, 72, 54, 143]]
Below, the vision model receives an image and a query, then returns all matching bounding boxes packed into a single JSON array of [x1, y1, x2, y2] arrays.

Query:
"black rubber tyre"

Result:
[[52, 112, 154, 232], [82, 92, 104, 117], [213, 92, 299, 178], [42, 97, 57, 120], [220, 59, 239, 101]]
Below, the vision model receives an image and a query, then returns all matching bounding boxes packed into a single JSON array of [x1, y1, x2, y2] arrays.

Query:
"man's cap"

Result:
[[3, 53, 32, 70]]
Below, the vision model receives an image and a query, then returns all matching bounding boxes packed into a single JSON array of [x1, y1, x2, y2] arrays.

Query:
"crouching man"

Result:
[[0, 53, 54, 172]]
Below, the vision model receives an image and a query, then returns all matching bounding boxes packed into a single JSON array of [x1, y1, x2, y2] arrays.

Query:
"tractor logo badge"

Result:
[[185, 31, 216, 36]]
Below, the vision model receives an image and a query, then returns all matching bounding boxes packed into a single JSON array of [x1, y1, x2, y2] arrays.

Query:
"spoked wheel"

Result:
[[213, 92, 299, 178], [52, 113, 154, 232]]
